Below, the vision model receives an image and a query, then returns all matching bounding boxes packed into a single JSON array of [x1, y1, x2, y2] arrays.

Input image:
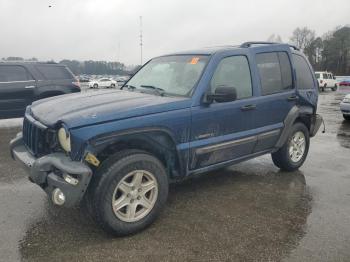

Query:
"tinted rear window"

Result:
[[293, 54, 315, 89], [256, 52, 293, 95], [0, 65, 33, 82], [36, 65, 73, 80]]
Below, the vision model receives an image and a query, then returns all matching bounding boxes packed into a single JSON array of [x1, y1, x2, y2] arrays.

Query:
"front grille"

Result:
[[23, 116, 48, 157]]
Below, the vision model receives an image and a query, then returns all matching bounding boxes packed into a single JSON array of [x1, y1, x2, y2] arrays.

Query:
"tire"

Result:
[[322, 85, 326, 92], [111, 84, 116, 88], [344, 114, 350, 121], [332, 84, 337, 91], [93, 84, 98, 89], [88, 150, 168, 236], [271, 122, 310, 172]]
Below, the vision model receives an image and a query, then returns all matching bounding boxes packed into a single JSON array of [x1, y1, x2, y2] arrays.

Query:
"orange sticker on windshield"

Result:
[[189, 57, 200, 64]]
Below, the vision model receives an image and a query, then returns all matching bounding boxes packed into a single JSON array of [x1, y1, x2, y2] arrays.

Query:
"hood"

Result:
[[30, 90, 190, 128]]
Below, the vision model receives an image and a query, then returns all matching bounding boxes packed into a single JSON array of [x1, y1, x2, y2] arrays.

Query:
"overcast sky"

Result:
[[0, 0, 349, 65]]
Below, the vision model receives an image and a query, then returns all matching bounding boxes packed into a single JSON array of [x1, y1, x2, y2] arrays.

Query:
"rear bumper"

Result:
[[310, 114, 323, 137], [340, 102, 350, 115], [10, 133, 92, 207]]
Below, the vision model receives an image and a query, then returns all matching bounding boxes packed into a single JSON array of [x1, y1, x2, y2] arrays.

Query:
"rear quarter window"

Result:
[[35, 65, 74, 80], [293, 54, 315, 89]]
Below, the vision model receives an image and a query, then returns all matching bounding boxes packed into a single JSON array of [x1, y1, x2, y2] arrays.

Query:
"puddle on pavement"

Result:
[[337, 121, 350, 148], [19, 164, 312, 262]]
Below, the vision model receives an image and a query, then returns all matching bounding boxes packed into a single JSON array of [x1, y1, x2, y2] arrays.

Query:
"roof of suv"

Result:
[[0, 61, 63, 67], [166, 42, 301, 56]]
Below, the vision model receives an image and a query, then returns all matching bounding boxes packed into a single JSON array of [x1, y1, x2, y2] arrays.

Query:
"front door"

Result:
[[190, 54, 258, 170], [0, 65, 36, 119]]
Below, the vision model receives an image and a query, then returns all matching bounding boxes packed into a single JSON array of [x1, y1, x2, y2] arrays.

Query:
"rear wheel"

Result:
[[93, 84, 98, 89], [89, 150, 168, 236], [343, 114, 350, 121], [272, 122, 310, 171], [110, 83, 116, 88], [332, 84, 337, 91]]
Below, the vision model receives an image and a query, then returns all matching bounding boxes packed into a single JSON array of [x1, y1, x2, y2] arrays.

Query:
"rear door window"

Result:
[[0, 65, 33, 82], [323, 73, 328, 79], [293, 54, 315, 89], [36, 65, 73, 80], [256, 52, 293, 95]]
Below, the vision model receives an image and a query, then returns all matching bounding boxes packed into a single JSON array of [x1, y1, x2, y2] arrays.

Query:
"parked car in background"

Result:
[[116, 75, 131, 87], [339, 80, 350, 86], [77, 76, 90, 83], [340, 94, 350, 120], [88, 78, 117, 88], [10, 42, 322, 236], [315, 71, 337, 91], [0, 62, 80, 119]]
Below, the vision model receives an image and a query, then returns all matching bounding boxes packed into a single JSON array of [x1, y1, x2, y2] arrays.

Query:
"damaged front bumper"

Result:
[[10, 133, 92, 207]]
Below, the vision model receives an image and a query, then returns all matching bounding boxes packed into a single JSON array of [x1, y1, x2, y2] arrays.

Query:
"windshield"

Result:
[[126, 55, 209, 96]]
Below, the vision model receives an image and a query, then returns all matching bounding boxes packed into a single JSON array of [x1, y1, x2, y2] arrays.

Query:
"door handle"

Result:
[[25, 85, 35, 89], [240, 104, 256, 111], [287, 95, 298, 101]]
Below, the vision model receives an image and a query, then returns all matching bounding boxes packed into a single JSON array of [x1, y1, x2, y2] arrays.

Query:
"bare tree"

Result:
[[290, 27, 315, 51], [267, 34, 283, 43]]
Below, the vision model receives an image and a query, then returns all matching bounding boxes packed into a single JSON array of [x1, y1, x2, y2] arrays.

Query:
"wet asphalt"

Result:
[[0, 91, 349, 262]]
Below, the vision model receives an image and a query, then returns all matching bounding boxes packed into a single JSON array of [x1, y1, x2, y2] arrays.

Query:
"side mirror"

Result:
[[205, 86, 237, 103]]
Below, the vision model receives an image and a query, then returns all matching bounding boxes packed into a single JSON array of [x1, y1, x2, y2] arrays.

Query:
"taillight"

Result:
[[72, 81, 81, 89]]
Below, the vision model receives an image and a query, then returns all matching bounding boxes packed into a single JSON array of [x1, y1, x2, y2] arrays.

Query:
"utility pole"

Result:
[[139, 16, 143, 65]]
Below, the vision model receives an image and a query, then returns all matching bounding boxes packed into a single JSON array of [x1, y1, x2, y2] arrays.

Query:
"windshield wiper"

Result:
[[140, 85, 165, 96]]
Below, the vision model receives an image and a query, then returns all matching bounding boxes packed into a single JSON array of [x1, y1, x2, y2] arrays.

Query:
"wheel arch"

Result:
[[89, 129, 185, 180], [275, 106, 314, 148]]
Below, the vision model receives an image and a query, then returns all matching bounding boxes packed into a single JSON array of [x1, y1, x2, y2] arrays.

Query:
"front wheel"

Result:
[[272, 122, 310, 171], [89, 150, 168, 236]]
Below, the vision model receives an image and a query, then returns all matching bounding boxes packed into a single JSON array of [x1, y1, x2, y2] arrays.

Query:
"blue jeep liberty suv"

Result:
[[10, 42, 322, 235]]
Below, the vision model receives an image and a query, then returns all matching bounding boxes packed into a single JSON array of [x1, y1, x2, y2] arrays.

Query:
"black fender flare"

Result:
[[275, 106, 301, 149], [85, 127, 187, 178]]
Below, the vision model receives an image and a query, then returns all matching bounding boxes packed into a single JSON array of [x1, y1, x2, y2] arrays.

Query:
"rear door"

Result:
[[34, 65, 75, 94], [0, 65, 36, 119], [251, 49, 296, 152]]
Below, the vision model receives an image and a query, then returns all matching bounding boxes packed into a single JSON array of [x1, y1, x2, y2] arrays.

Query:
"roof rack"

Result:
[[240, 41, 300, 51]]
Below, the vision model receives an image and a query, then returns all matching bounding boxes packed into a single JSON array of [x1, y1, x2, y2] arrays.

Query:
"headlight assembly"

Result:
[[58, 127, 71, 152]]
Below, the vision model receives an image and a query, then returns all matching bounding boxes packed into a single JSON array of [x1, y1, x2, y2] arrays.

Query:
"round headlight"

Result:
[[58, 127, 71, 152]]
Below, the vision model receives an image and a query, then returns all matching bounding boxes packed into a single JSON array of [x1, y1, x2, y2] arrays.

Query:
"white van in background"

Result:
[[315, 71, 338, 92]]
